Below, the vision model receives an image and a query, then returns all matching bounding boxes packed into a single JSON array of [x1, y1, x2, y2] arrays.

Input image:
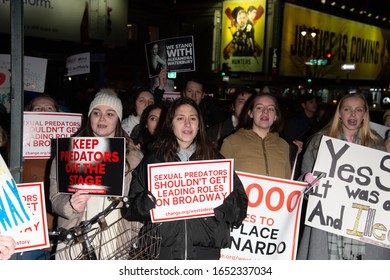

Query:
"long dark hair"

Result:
[[132, 103, 166, 154], [139, 103, 166, 131], [152, 97, 216, 162], [124, 87, 154, 118]]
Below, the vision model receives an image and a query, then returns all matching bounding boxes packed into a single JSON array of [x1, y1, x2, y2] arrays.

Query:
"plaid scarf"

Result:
[[327, 131, 366, 259], [327, 232, 365, 260]]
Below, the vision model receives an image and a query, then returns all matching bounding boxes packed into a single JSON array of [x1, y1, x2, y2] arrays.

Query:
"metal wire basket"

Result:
[[52, 217, 162, 260]]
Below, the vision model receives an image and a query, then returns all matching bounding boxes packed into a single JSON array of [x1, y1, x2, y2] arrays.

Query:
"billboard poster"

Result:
[[280, 3, 390, 81], [220, 0, 267, 72], [0, 0, 128, 46]]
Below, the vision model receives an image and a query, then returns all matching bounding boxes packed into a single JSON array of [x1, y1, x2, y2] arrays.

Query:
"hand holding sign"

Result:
[[69, 191, 91, 213], [0, 235, 15, 260], [306, 136, 390, 249], [57, 137, 126, 196], [148, 159, 233, 222], [304, 172, 326, 197]]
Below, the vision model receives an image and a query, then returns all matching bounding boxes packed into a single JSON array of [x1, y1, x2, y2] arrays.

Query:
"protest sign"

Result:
[[369, 121, 390, 139], [65, 52, 90, 76], [148, 159, 233, 222], [14, 182, 49, 253], [0, 55, 48, 112], [306, 135, 390, 249], [0, 155, 37, 242], [220, 172, 307, 260], [23, 112, 83, 159], [56, 137, 125, 196], [145, 36, 195, 77], [162, 92, 181, 103], [0, 54, 47, 93]]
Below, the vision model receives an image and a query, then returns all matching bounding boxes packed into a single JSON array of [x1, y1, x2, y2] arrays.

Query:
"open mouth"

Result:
[[347, 119, 358, 126]]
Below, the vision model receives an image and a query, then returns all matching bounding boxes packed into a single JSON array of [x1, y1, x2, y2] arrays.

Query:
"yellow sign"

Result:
[[220, 0, 267, 73], [280, 3, 390, 81]]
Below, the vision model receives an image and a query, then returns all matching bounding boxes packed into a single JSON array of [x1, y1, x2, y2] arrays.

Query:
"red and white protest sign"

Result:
[[0, 155, 43, 252], [15, 182, 49, 253], [56, 137, 126, 196], [221, 172, 307, 260], [162, 92, 181, 103], [23, 112, 83, 159], [148, 159, 233, 222]]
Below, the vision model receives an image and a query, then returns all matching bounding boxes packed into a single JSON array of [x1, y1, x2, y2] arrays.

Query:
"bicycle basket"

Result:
[[127, 221, 162, 260], [52, 218, 162, 260]]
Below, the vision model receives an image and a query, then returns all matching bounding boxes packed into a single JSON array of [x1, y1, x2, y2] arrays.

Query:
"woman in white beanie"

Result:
[[49, 89, 143, 259]]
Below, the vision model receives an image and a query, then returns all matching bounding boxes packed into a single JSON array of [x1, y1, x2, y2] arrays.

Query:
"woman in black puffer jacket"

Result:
[[123, 97, 248, 260]]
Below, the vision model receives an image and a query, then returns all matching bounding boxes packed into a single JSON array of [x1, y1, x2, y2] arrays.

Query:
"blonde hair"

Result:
[[325, 93, 383, 148]]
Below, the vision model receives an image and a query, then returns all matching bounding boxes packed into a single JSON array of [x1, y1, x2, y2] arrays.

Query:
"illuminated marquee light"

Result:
[[305, 59, 328, 65], [341, 64, 356, 70]]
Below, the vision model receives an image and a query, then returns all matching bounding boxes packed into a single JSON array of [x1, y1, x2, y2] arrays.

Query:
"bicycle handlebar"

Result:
[[85, 198, 120, 228], [49, 196, 127, 242]]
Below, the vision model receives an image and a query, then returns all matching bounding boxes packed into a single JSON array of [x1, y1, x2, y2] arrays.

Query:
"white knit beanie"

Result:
[[88, 91, 123, 121]]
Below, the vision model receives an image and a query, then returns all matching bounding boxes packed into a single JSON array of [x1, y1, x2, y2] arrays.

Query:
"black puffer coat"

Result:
[[122, 152, 248, 260]]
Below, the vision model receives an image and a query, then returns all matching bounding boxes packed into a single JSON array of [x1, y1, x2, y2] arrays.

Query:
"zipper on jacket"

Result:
[[261, 138, 269, 176], [184, 219, 188, 259], [180, 146, 193, 260], [184, 150, 192, 259]]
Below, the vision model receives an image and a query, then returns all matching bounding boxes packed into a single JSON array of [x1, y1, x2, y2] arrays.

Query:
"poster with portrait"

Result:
[[145, 36, 195, 78], [220, 0, 267, 72]]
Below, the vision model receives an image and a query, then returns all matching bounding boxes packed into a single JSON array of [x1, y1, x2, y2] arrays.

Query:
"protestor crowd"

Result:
[[1, 66, 390, 261]]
